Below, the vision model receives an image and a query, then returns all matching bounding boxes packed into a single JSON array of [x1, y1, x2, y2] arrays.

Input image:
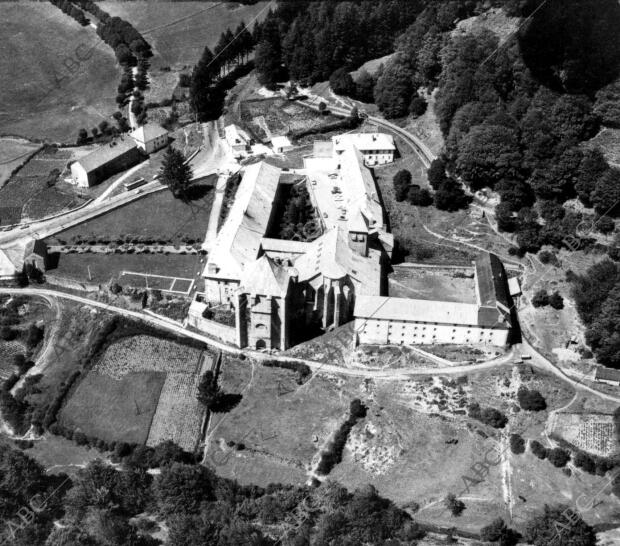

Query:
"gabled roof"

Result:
[[240, 255, 290, 297], [75, 139, 139, 174], [355, 295, 482, 326], [475, 252, 511, 327], [339, 143, 384, 228], [204, 162, 282, 281], [130, 124, 168, 144]]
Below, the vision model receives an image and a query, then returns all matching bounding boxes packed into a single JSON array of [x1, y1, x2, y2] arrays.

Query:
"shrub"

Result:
[[530, 440, 548, 459], [393, 169, 412, 202], [517, 387, 547, 411], [0, 326, 17, 341], [538, 250, 559, 266], [468, 402, 508, 428], [548, 291, 564, 309], [547, 447, 570, 468], [480, 517, 519, 545], [573, 451, 596, 473], [532, 289, 549, 307], [409, 95, 428, 117], [407, 186, 433, 206], [444, 494, 465, 516], [509, 433, 525, 454], [24, 324, 44, 349]]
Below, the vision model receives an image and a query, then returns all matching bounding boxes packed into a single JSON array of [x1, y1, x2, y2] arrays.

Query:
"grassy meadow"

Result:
[[0, 3, 118, 142]]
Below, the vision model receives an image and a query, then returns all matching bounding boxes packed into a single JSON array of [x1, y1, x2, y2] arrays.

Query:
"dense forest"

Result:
[[251, 0, 620, 258], [570, 261, 620, 368]]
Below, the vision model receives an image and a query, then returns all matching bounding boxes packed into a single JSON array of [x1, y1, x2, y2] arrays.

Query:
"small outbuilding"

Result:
[[271, 135, 294, 154]]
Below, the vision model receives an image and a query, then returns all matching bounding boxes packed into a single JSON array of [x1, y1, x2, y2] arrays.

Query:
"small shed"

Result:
[[272, 135, 294, 154]]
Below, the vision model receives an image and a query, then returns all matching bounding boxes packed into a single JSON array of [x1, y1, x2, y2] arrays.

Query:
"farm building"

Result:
[[595, 367, 620, 386], [0, 238, 47, 284], [70, 139, 143, 188], [225, 124, 251, 155], [23, 239, 48, 271], [272, 135, 294, 153], [333, 133, 396, 166], [354, 253, 513, 347], [130, 124, 169, 154]]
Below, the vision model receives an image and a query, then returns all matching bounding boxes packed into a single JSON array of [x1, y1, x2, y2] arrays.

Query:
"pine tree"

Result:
[[159, 147, 192, 201]]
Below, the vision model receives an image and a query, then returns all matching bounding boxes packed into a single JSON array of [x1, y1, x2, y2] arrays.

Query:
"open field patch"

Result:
[[48, 253, 202, 285], [0, 3, 118, 142], [388, 265, 476, 303], [59, 370, 166, 445], [60, 334, 208, 450], [48, 184, 214, 246]]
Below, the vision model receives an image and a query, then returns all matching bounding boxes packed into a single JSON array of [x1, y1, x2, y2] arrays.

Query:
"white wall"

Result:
[[70, 162, 90, 188], [205, 278, 240, 304], [355, 317, 509, 347]]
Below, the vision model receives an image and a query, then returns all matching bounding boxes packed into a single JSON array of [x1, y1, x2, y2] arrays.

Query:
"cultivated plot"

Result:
[[59, 335, 208, 449]]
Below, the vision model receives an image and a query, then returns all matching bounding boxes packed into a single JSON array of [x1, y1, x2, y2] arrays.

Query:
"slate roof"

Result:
[[75, 139, 139, 174], [294, 227, 381, 294], [354, 296, 481, 326], [204, 162, 281, 281], [240, 255, 291, 297]]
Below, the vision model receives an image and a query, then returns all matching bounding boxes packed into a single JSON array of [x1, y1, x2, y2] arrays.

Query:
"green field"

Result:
[[104, 1, 270, 67], [59, 371, 166, 444], [0, 3, 119, 142], [49, 184, 214, 245], [59, 334, 207, 448], [49, 253, 203, 285]]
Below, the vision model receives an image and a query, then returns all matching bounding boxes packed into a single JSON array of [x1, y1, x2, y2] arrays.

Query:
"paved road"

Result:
[[3, 287, 620, 404]]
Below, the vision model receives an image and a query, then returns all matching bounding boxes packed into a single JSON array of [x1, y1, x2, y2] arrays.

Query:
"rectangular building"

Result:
[[70, 139, 143, 188]]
